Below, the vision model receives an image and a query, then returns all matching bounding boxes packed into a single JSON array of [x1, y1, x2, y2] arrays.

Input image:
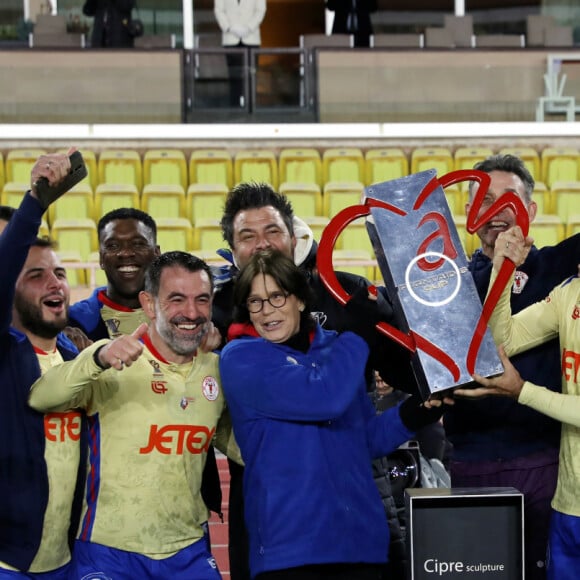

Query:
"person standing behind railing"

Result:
[[83, 0, 136, 48]]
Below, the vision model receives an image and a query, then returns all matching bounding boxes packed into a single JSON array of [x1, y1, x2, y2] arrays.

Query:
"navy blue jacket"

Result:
[[445, 235, 580, 461], [0, 193, 79, 571], [68, 286, 110, 342]]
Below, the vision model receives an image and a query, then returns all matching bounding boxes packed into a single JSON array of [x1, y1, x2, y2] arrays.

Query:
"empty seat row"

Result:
[[1, 146, 578, 197]]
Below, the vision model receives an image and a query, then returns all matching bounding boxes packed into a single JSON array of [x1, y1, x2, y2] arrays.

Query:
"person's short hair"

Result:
[[469, 154, 535, 203], [0, 205, 16, 223], [31, 237, 55, 249], [144, 251, 213, 297], [220, 183, 294, 248], [97, 208, 157, 242], [232, 249, 314, 327]]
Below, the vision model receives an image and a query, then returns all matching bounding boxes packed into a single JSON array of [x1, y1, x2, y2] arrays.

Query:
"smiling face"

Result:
[[231, 206, 296, 269], [99, 218, 160, 307], [248, 274, 303, 344], [466, 170, 537, 259], [13, 245, 70, 346], [140, 265, 212, 363]]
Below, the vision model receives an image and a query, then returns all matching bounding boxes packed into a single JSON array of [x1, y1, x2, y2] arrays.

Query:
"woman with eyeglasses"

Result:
[[220, 249, 451, 580]]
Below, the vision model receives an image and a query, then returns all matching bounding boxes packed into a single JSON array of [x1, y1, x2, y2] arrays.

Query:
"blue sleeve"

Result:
[[0, 192, 44, 334], [365, 400, 415, 459], [220, 332, 370, 422]]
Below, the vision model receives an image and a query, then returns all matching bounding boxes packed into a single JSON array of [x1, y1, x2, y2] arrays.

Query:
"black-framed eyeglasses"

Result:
[[246, 291, 289, 313]]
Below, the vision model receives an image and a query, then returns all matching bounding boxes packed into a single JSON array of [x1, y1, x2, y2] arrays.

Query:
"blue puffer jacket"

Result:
[[220, 323, 413, 578]]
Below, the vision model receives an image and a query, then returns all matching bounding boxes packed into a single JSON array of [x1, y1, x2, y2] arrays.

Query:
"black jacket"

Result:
[[327, 0, 377, 36], [83, 0, 136, 48]]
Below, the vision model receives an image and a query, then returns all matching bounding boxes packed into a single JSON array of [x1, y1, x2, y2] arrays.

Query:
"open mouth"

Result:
[[42, 296, 65, 314], [486, 220, 509, 231], [117, 265, 140, 275], [263, 320, 283, 330]]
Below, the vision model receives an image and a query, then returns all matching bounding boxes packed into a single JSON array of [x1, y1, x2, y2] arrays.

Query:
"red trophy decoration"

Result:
[[317, 169, 529, 399]]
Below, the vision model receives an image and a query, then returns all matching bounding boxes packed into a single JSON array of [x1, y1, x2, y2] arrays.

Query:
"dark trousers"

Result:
[[225, 43, 257, 109]]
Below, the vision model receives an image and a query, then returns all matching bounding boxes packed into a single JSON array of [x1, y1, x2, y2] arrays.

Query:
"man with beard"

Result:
[[0, 152, 84, 578], [444, 153, 580, 580], [29, 251, 241, 579]]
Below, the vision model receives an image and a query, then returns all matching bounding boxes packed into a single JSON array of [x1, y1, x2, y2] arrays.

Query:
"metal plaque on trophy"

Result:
[[317, 168, 529, 399]]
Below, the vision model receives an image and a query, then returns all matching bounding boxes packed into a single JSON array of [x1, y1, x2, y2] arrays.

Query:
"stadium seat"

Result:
[[322, 181, 365, 219], [234, 150, 279, 189], [141, 184, 187, 219], [301, 216, 330, 243], [57, 250, 86, 286], [1, 182, 28, 208], [156, 217, 194, 252], [0, 152, 4, 192], [97, 150, 143, 191], [5, 149, 46, 182], [443, 184, 464, 217], [189, 248, 230, 267], [532, 181, 551, 215], [540, 147, 580, 188], [336, 216, 374, 254], [187, 183, 228, 222], [279, 182, 323, 216], [549, 181, 580, 222], [365, 148, 409, 186], [143, 149, 188, 190], [50, 218, 98, 263], [47, 182, 94, 226], [87, 251, 107, 287], [565, 214, 580, 238], [410, 147, 454, 176], [530, 214, 565, 248], [279, 148, 322, 187], [322, 148, 364, 184], [94, 183, 140, 220], [453, 147, 494, 171], [333, 249, 376, 282], [191, 218, 223, 252], [189, 150, 233, 189], [39, 219, 50, 239], [57, 149, 98, 191], [498, 147, 541, 181]]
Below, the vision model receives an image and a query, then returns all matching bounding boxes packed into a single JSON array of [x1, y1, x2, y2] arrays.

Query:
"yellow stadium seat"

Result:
[[333, 249, 376, 281], [97, 150, 142, 190], [322, 181, 365, 218], [443, 184, 464, 217], [279, 182, 323, 216], [565, 214, 580, 238], [88, 251, 107, 287], [141, 184, 186, 219], [57, 149, 98, 191], [498, 147, 541, 181], [1, 182, 28, 208], [191, 218, 223, 252], [278, 148, 322, 187], [453, 216, 478, 257], [234, 150, 279, 189], [39, 219, 49, 239], [410, 147, 454, 176], [0, 152, 5, 192], [301, 216, 330, 243], [550, 181, 580, 222], [541, 147, 580, 188], [453, 147, 494, 171], [6, 149, 46, 182], [156, 217, 194, 252], [322, 148, 364, 184], [143, 149, 188, 190], [94, 183, 140, 220], [336, 216, 374, 254], [57, 250, 86, 287], [189, 248, 230, 267], [47, 182, 94, 226], [187, 183, 228, 222], [50, 218, 98, 262], [532, 181, 551, 215], [365, 148, 409, 186], [189, 150, 233, 188], [530, 215, 565, 248]]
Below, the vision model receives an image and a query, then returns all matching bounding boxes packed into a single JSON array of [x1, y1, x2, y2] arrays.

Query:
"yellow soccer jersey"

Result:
[[98, 289, 150, 338], [32, 348, 81, 573], [29, 335, 239, 557], [488, 273, 580, 517]]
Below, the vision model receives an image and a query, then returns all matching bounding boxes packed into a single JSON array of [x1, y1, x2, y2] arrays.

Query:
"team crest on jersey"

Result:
[[573, 305, 580, 320], [512, 270, 528, 295], [151, 381, 168, 394], [202, 376, 219, 401], [148, 359, 164, 377], [104, 318, 122, 337], [311, 311, 327, 326], [180, 396, 196, 409]]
